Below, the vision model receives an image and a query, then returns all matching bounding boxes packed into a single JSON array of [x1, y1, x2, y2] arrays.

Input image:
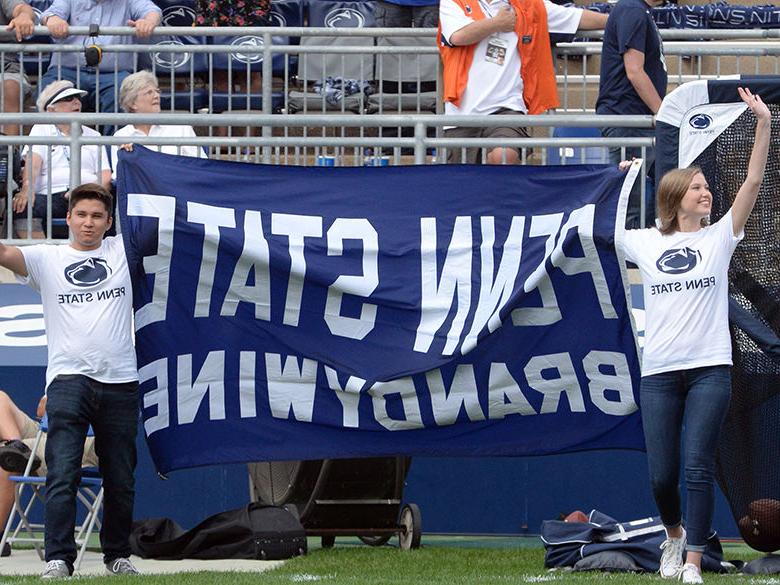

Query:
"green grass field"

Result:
[[1, 536, 775, 585]]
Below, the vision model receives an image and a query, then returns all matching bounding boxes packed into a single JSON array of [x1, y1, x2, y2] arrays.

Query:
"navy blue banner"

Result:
[[117, 147, 642, 473]]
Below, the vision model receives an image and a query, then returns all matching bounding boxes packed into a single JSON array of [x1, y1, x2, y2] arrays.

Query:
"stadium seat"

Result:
[[152, 0, 196, 25], [298, 1, 375, 84], [547, 126, 609, 165], [209, 91, 285, 114], [142, 1, 208, 112], [268, 0, 304, 77], [0, 416, 103, 570], [207, 34, 287, 113]]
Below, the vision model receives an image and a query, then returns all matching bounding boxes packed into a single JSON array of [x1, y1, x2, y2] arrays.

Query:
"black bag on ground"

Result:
[[130, 502, 307, 560]]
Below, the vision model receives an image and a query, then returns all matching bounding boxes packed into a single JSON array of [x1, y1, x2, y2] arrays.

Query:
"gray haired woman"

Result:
[[112, 71, 206, 179]]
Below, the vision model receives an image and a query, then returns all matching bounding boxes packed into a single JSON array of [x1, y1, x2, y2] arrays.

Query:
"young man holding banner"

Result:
[[0, 184, 139, 578]]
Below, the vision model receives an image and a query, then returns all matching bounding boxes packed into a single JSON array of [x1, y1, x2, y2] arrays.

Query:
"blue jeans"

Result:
[[640, 365, 731, 552], [601, 126, 656, 229], [45, 374, 139, 567], [38, 67, 129, 134]]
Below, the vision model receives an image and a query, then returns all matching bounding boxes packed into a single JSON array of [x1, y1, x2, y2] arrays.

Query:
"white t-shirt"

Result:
[[111, 124, 207, 180], [18, 235, 138, 388], [439, 0, 582, 116], [24, 125, 109, 195], [621, 210, 743, 377]]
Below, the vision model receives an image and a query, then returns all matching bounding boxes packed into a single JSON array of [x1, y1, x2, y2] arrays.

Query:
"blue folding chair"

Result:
[[0, 415, 103, 570]]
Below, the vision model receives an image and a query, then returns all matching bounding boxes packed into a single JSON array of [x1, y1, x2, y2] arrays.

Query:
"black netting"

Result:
[[692, 105, 780, 552]]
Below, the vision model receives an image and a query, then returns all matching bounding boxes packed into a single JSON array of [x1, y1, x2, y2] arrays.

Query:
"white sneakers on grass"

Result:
[[659, 526, 687, 578], [679, 563, 704, 584], [40, 557, 140, 578], [106, 557, 140, 575], [41, 560, 72, 579]]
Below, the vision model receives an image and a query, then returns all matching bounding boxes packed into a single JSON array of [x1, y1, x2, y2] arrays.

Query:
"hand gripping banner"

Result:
[[117, 147, 642, 473]]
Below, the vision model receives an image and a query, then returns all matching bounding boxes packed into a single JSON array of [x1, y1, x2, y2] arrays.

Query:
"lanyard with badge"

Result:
[[479, 0, 510, 66]]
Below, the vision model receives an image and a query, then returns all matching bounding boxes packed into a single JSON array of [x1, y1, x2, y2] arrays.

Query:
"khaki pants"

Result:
[[19, 411, 98, 476]]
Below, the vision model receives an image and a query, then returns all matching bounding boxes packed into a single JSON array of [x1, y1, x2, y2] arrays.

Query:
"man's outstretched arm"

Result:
[[0, 241, 28, 277]]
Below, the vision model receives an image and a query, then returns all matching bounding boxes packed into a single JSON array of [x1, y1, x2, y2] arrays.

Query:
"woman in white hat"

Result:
[[12, 80, 111, 239]]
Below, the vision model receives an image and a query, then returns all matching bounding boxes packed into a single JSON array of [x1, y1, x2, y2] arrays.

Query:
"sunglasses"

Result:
[[55, 95, 82, 104]]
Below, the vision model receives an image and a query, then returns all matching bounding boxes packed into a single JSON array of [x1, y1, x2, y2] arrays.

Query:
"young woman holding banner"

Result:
[[620, 87, 771, 584]]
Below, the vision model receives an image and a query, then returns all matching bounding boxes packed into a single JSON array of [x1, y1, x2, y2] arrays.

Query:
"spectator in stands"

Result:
[[195, 0, 271, 26], [12, 81, 111, 239], [0, 391, 97, 558], [439, 0, 607, 164], [112, 71, 206, 179], [620, 88, 770, 585], [195, 0, 270, 96], [0, 0, 35, 136], [597, 0, 667, 229], [39, 0, 161, 125], [376, 0, 438, 29]]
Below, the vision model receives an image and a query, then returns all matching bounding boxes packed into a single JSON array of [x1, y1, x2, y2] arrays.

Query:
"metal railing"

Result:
[[0, 112, 654, 244], [2, 25, 776, 242], [0, 26, 779, 118]]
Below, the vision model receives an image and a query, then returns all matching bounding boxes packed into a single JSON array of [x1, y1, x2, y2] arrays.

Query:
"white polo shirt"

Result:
[[24, 124, 109, 195], [111, 123, 207, 180], [440, 0, 582, 116]]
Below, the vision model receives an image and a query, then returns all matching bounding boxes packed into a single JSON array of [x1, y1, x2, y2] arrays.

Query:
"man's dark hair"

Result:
[[68, 183, 114, 218]]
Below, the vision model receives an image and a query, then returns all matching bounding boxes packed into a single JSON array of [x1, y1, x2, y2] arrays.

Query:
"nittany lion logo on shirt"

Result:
[[655, 247, 701, 274], [64, 258, 113, 287]]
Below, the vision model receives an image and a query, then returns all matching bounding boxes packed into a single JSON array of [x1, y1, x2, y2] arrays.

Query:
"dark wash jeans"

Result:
[[640, 365, 731, 552], [45, 374, 139, 567]]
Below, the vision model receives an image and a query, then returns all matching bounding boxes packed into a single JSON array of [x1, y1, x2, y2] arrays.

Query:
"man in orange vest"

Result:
[[439, 0, 606, 164]]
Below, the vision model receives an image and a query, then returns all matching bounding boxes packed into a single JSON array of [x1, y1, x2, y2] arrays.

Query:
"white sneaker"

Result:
[[41, 560, 72, 579], [659, 527, 687, 578], [679, 563, 703, 584], [105, 557, 140, 575]]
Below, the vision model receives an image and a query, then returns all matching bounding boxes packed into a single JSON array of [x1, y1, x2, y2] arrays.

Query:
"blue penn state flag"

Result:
[[117, 147, 643, 474]]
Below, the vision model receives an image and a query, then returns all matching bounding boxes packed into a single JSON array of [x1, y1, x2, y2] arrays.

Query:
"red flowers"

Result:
[[195, 0, 271, 26]]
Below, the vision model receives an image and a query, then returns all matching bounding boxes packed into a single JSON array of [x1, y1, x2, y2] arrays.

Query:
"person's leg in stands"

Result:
[[412, 4, 438, 27], [0, 468, 15, 545], [1, 433, 98, 549], [375, 1, 413, 27], [444, 126, 480, 164], [1, 80, 21, 136], [0, 390, 28, 440], [0, 399, 42, 553], [485, 108, 528, 165], [1, 65, 28, 136]]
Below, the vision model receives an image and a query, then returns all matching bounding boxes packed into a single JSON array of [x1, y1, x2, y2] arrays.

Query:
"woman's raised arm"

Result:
[[731, 86, 772, 236]]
